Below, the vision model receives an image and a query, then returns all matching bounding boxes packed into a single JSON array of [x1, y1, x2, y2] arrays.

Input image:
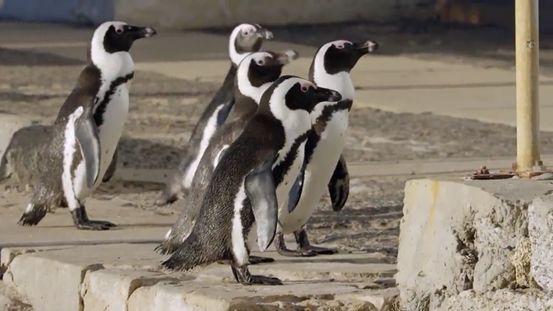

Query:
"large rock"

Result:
[[0, 113, 39, 161], [396, 178, 553, 310]]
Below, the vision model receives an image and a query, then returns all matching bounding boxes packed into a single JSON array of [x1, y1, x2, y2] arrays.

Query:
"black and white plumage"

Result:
[[275, 40, 378, 256], [158, 23, 273, 205], [1, 21, 156, 229], [160, 76, 341, 285], [157, 50, 298, 255]]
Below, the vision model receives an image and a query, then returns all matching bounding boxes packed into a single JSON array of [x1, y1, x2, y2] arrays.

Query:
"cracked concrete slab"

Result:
[[2, 244, 397, 311]]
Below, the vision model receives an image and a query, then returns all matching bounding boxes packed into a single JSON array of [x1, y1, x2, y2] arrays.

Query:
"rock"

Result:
[[396, 178, 553, 310], [529, 197, 553, 291], [0, 113, 38, 161]]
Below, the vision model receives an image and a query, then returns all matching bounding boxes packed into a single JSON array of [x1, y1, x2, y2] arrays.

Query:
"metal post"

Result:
[[516, 0, 541, 172]]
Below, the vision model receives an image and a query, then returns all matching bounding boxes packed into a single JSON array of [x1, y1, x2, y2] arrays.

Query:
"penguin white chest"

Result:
[[96, 83, 129, 185], [279, 111, 349, 233]]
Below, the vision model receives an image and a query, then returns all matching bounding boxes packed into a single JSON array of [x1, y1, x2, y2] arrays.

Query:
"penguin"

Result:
[[160, 76, 341, 285], [1, 21, 156, 229], [157, 50, 298, 255], [158, 23, 273, 205], [275, 40, 379, 256]]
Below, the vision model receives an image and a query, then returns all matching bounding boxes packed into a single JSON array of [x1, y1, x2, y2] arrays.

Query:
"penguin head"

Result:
[[261, 76, 342, 119], [229, 23, 273, 66], [236, 50, 298, 103], [92, 21, 156, 55], [313, 39, 378, 75]]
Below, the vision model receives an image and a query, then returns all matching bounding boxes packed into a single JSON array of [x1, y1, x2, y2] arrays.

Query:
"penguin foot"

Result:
[[276, 247, 316, 257], [247, 275, 283, 285], [294, 227, 336, 255], [75, 220, 116, 230], [249, 255, 275, 264], [71, 207, 116, 230], [275, 231, 316, 257], [231, 265, 282, 286], [18, 208, 48, 226], [299, 245, 338, 255]]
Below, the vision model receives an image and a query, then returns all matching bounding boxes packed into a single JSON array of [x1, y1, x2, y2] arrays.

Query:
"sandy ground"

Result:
[[3, 23, 553, 263]]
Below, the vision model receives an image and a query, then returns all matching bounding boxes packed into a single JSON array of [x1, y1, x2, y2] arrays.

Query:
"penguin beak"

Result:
[[128, 25, 157, 40], [354, 40, 378, 54], [275, 50, 299, 65], [257, 28, 274, 40]]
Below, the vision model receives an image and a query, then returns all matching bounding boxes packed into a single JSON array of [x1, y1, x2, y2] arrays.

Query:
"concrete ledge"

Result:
[[1, 244, 398, 310], [396, 178, 553, 310]]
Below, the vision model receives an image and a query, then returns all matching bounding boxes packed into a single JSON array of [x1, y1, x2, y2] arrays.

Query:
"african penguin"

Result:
[[157, 50, 298, 255], [158, 23, 273, 205], [160, 76, 341, 285], [275, 40, 378, 256], [2, 21, 156, 230]]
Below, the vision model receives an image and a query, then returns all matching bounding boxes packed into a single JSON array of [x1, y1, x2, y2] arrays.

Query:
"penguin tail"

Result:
[[155, 239, 178, 255], [161, 233, 206, 271]]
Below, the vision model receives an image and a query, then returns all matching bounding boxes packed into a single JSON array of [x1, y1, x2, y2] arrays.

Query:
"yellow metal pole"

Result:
[[516, 0, 541, 172]]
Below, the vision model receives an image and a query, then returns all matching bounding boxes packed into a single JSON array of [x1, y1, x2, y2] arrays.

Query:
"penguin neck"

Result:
[[228, 33, 249, 67], [311, 53, 354, 101], [90, 33, 135, 83], [231, 64, 272, 120], [231, 80, 270, 121], [269, 98, 311, 160]]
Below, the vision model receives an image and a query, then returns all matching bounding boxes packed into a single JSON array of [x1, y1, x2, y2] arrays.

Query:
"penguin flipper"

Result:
[[75, 102, 101, 188], [102, 148, 117, 182], [287, 165, 305, 213], [328, 155, 349, 212], [245, 153, 278, 252]]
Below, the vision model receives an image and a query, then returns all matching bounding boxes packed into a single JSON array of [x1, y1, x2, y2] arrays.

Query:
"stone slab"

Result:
[[2, 244, 397, 310], [396, 178, 553, 310]]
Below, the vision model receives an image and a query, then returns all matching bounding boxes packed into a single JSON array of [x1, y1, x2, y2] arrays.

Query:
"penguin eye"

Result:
[[300, 85, 309, 93], [116, 28, 124, 34], [257, 59, 265, 66], [243, 30, 250, 36], [335, 44, 345, 49]]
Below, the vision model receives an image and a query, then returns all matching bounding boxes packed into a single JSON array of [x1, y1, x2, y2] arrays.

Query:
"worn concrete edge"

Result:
[[0, 248, 397, 310]]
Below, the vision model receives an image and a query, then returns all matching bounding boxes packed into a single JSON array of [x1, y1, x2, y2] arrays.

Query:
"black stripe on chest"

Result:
[[93, 72, 134, 126], [305, 100, 353, 163], [272, 131, 310, 186]]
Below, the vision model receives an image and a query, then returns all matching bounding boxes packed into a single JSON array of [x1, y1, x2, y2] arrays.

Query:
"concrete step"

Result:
[[1, 244, 398, 311]]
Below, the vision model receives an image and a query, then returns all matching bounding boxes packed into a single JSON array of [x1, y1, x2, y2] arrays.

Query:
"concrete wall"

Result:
[[114, 0, 431, 29], [0, 0, 112, 24]]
